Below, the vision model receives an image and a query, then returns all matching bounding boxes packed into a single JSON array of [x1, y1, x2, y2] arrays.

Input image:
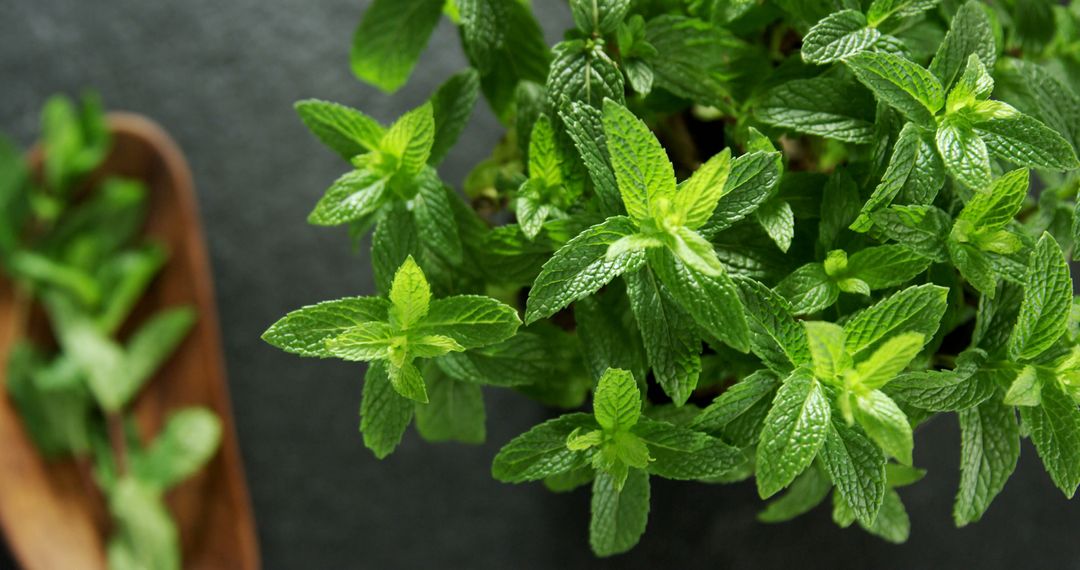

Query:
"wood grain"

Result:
[[0, 113, 260, 570]]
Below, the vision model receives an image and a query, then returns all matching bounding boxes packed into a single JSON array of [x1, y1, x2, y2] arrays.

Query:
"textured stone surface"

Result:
[[2, 2, 1080, 568]]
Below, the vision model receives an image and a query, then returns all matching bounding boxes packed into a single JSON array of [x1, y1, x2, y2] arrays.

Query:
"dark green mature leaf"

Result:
[[1021, 380, 1080, 498], [590, 468, 650, 557], [853, 123, 943, 231], [525, 216, 645, 323], [492, 413, 597, 482], [548, 40, 625, 112], [437, 333, 549, 387], [570, 0, 630, 34], [929, 0, 996, 90], [843, 284, 948, 361], [412, 170, 463, 264], [735, 276, 812, 373], [603, 100, 675, 223], [756, 370, 831, 498], [461, 0, 550, 120], [936, 114, 991, 190], [974, 113, 1080, 171], [559, 101, 623, 216], [415, 368, 486, 444], [997, 59, 1080, 153], [307, 167, 389, 226], [870, 205, 950, 261], [1009, 233, 1071, 362], [775, 263, 838, 316], [693, 370, 781, 440], [349, 0, 444, 92], [360, 361, 415, 458], [649, 248, 750, 353], [846, 246, 931, 290], [701, 151, 782, 238], [758, 466, 833, 523], [820, 420, 887, 526], [643, 15, 748, 109], [802, 10, 880, 65], [846, 52, 944, 125], [625, 266, 702, 406], [429, 68, 481, 165], [416, 295, 520, 349], [756, 77, 877, 144], [954, 397, 1019, 525]]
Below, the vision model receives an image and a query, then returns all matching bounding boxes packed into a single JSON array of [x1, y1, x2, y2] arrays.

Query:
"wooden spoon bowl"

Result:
[[0, 113, 260, 570]]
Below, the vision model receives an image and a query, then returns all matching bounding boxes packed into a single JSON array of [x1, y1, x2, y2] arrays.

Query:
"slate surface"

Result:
[[2, 1, 1079, 568]]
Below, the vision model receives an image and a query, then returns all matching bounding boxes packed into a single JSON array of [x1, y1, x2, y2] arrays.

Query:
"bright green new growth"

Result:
[[270, 0, 1080, 557], [2, 94, 221, 569]]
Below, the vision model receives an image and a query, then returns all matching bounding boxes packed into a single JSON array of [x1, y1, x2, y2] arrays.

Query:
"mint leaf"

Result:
[[869, 205, 950, 261], [262, 297, 390, 358], [294, 99, 384, 161], [854, 390, 914, 465], [415, 295, 521, 349], [634, 418, 746, 480], [132, 408, 221, 491], [350, 0, 444, 92], [758, 466, 833, 523], [735, 276, 812, 373], [674, 149, 732, 230], [575, 291, 648, 382], [559, 101, 623, 216], [974, 112, 1080, 171], [380, 102, 436, 176], [594, 368, 642, 431], [306, 167, 389, 226], [866, 0, 940, 27], [1008, 233, 1071, 361], [853, 123, 943, 231], [756, 369, 831, 498], [861, 489, 910, 543], [701, 150, 782, 237], [929, 1, 996, 90], [820, 420, 887, 526], [802, 10, 880, 65], [625, 266, 702, 405], [756, 77, 876, 144], [429, 68, 481, 165], [1021, 380, 1080, 497], [649, 248, 751, 352], [460, 0, 549, 120], [692, 370, 780, 443], [956, 168, 1029, 232], [846, 52, 944, 125], [590, 468, 650, 557], [436, 333, 550, 387], [388, 255, 431, 328], [642, 16, 739, 109], [549, 40, 625, 111], [492, 413, 598, 482], [846, 246, 932, 290], [936, 114, 991, 190], [843, 284, 948, 361], [602, 100, 675, 222], [412, 170, 463, 264], [525, 216, 645, 323], [1003, 366, 1043, 407], [754, 198, 795, 253], [805, 321, 850, 382], [570, 0, 630, 35], [415, 368, 486, 444], [850, 332, 926, 390], [954, 397, 1020, 525], [360, 361, 415, 458], [775, 263, 838, 316]]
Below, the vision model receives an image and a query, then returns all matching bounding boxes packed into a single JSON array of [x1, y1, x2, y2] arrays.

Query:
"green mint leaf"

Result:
[[590, 468, 650, 557], [819, 170, 861, 251], [869, 205, 950, 261], [306, 166, 389, 226], [674, 149, 732, 230], [775, 263, 839, 316], [754, 198, 795, 253], [846, 245, 932, 290], [294, 99, 385, 161], [349, 0, 444, 92], [632, 417, 746, 480], [360, 361, 415, 458], [1021, 379, 1080, 497], [575, 290, 648, 382], [414, 368, 486, 444], [947, 240, 999, 297], [692, 370, 780, 443], [380, 102, 436, 176], [525, 216, 645, 324], [846, 52, 944, 125], [370, 202, 418, 294], [429, 68, 481, 165], [527, 115, 562, 187], [602, 100, 675, 222], [860, 489, 910, 543], [735, 276, 812, 373], [649, 248, 751, 353], [559, 101, 624, 216], [457, 0, 503, 74], [1008, 233, 1072, 361], [436, 333, 550, 387], [843, 284, 949, 361], [701, 150, 783, 238], [415, 295, 521, 349], [852, 123, 943, 231], [594, 368, 642, 432], [928, 0, 996, 90], [642, 16, 738, 110], [388, 256, 431, 328], [117, 308, 196, 408], [820, 420, 887, 527], [1003, 365, 1043, 407], [665, 226, 726, 277], [756, 369, 831, 498], [936, 114, 992, 190], [956, 169, 1029, 233], [802, 10, 880, 65], [866, 0, 940, 27], [756, 77, 876, 144], [262, 297, 390, 358], [804, 321, 850, 383], [997, 59, 1080, 154], [326, 322, 396, 362], [549, 40, 625, 112], [492, 413, 598, 482], [625, 266, 702, 406], [974, 111, 1080, 171], [412, 169, 464, 264], [885, 354, 998, 412], [854, 390, 914, 465], [132, 408, 221, 491], [107, 478, 179, 570], [850, 332, 926, 390], [954, 397, 1020, 526], [758, 465, 833, 523], [570, 0, 630, 35], [461, 0, 549, 120]]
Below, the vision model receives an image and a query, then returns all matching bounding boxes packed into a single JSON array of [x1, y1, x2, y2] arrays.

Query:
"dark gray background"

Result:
[[3, 1, 1080, 568]]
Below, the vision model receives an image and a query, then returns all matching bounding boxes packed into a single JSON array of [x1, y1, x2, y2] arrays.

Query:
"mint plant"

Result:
[[267, 0, 1080, 556], [1, 95, 222, 569]]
